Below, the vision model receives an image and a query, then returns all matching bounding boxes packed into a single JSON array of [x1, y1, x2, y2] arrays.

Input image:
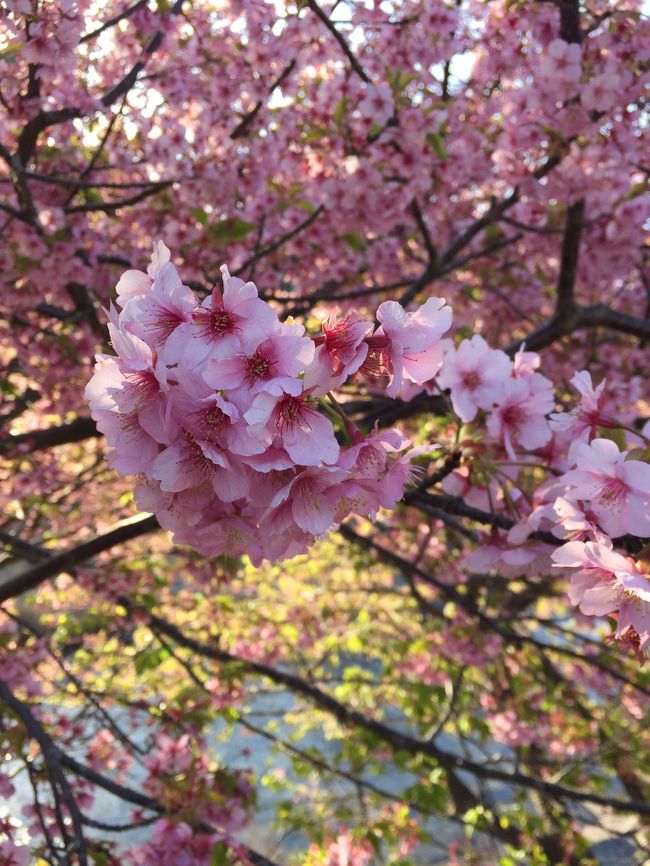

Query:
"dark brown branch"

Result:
[[15, 0, 185, 166], [555, 199, 585, 318], [410, 199, 438, 267], [231, 59, 296, 139], [0, 416, 100, 455], [234, 204, 325, 282], [80, 0, 148, 43], [558, 0, 583, 43], [0, 514, 159, 603], [0, 680, 282, 866], [507, 303, 650, 354], [306, 0, 371, 83], [0, 680, 89, 865], [64, 181, 172, 214], [141, 607, 650, 816]]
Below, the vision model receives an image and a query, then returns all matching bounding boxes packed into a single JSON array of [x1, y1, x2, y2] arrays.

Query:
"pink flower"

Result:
[[264, 466, 350, 535], [581, 71, 625, 113], [369, 297, 452, 398], [358, 83, 394, 126], [0, 772, 15, 799], [559, 438, 650, 538], [549, 371, 608, 463], [244, 388, 340, 466], [202, 320, 314, 411], [115, 240, 172, 305], [121, 261, 197, 362], [487, 376, 553, 458], [173, 265, 278, 369], [437, 335, 513, 422], [168, 369, 264, 458], [305, 310, 372, 395], [152, 434, 249, 502], [552, 539, 650, 650], [0, 841, 30, 866], [539, 39, 582, 83]]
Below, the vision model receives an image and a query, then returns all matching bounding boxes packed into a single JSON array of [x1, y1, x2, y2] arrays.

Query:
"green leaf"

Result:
[[341, 233, 364, 251], [134, 646, 170, 675], [211, 842, 232, 866], [191, 207, 209, 226], [334, 96, 348, 126], [302, 123, 330, 142], [426, 132, 448, 161], [209, 218, 256, 243]]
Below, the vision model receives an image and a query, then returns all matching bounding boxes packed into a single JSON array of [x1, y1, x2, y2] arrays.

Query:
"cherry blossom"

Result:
[[558, 438, 650, 538], [437, 335, 513, 422], [552, 539, 650, 651]]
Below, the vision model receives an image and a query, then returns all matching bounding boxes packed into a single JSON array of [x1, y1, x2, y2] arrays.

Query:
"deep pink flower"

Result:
[[244, 389, 340, 466], [305, 310, 372, 395]]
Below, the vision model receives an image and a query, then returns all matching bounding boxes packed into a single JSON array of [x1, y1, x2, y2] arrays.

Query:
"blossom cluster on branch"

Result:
[[86, 242, 451, 563], [87, 243, 650, 655]]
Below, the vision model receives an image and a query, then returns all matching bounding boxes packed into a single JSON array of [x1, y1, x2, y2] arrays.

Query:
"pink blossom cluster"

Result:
[[85, 242, 450, 563], [492, 371, 650, 652], [438, 336, 554, 458], [123, 732, 254, 865], [437, 352, 650, 652], [125, 819, 223, 866], [0, 616, 47, 696]]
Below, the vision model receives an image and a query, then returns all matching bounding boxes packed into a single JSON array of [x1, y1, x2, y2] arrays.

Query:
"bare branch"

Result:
[[80, 0, 148, 43], [231, 59, 296, 140], [0, 416, 100, 455], [306, 0, 371, 83], [0, 514, 159, 603], [555, 199, 585, 318]]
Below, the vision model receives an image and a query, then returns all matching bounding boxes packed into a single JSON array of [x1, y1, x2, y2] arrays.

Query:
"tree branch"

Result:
[[0, 514, 159, 603], [139, 606, 650, 816], [306, 0, 371, 83], [0, 416, 100, 455]]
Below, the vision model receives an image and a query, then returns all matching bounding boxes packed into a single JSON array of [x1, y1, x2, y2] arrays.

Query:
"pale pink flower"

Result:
[[174, 265, 278, 369], [0, 771, 15, 798], [539, 39, 582, 83], [552, 539, 650, 650], [152, 434, 249, 502], [202, 321, 314, 410], [370, 297, 452, 398], [265, 466, 350, 535], [487, 376, 553, 458], [168, 369, 264, 458], [437, 335, 513, 422], [549, 371, 608, 462], [115, 240, 172, 305], [581, 71, 624, 112], [358, 83, 394, 126], [121, 263, 197, 361], [0, 841, 30, 866], [559, 438, 650, 537]]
